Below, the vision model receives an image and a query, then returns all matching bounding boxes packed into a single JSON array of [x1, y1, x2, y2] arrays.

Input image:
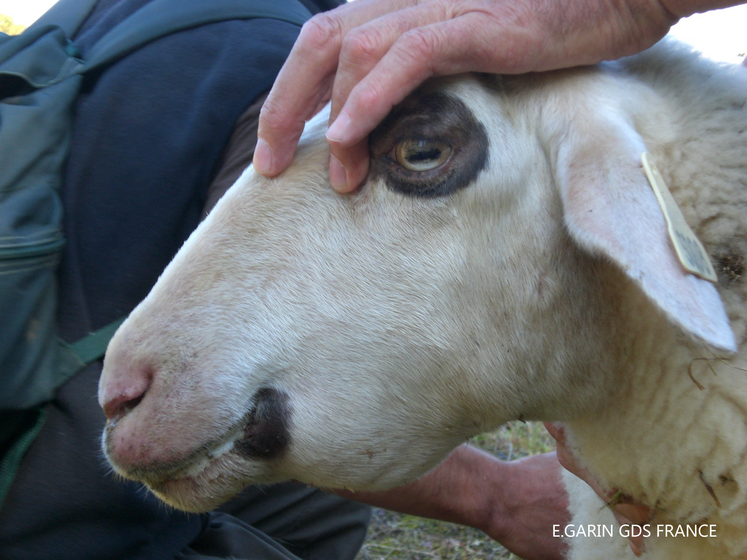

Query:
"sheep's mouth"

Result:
[[141, 389, 292, 512], [115, 388, 292, 490], [169, 386, 291, 479], [145, 447, 267, 512], [110, 413, 246, 487]]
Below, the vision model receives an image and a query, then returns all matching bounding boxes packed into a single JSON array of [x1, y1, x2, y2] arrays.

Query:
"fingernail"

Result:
[[327, 111, 351, 143], [253, 138, 272, 175], [329, 154, 347, 192], [629, 537, 646, 557]]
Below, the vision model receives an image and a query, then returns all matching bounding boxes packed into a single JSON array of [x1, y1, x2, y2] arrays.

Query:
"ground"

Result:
[[356, 422, 556, 560]]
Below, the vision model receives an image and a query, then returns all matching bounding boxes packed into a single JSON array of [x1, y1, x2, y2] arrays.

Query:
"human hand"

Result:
[[484, 451, 570, 560], [254, 0, 683, 192], [335, 445, 569, 560], [544, 422, 652, 557]]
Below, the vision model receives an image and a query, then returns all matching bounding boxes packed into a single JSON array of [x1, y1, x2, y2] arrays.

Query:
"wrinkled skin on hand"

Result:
[[254, 0, 742, 191]]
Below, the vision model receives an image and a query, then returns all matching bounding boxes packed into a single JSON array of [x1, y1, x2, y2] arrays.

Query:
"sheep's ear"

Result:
[[548, 109, 736, 352]]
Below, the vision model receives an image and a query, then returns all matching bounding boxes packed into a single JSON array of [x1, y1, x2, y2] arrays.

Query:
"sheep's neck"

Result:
[[565, 302, 747, 526]]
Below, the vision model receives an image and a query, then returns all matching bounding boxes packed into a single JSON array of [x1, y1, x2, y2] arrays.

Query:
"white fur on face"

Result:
[[100, 42, 747, 559], [101, 77, 613, 508]]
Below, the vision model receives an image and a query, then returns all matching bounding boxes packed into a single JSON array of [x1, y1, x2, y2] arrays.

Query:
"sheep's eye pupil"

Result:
[[395, 139, 452, 171], [408, 146, 441, 162]]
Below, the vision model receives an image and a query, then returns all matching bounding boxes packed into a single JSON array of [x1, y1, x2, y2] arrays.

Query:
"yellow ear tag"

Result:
[[642, 153, 717, 283]]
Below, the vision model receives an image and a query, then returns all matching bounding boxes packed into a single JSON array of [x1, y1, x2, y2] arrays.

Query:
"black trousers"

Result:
[[182, 483, 371, 560]]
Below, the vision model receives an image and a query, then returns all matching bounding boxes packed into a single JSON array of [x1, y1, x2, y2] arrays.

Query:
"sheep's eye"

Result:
[[394, 139, 452, 171], [369, 93, 488, 197]]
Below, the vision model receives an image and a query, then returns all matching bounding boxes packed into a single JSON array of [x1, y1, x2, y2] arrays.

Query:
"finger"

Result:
[[255, 0, 414, 177], [557, 440, 650, 525], [629, 537, 644, 557], [543, 421, 564, 443], [324, 1, 455, 192], [546, 423, 624, 508], [326, 10, 532, 149], [612, 502, 652, 525], [545, 424, 650, 555], [614, 515, 646, 557], [546, 433, 645, 557], [322, 20, 452, 191], [545, 423, 598, 489], [328, 139, 369, 193], [320, 0, 540, 190], [325, 0, 678, 150], [328, 0, 453, 125], [255, 71, 334, 176]]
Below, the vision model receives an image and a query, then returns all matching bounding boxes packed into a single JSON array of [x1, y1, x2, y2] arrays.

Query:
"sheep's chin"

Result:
[[146, 449, 267, 512], [144, 435, 284, 512]]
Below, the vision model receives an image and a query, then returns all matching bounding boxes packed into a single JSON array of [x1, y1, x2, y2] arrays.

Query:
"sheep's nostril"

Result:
[[102, 378, 150, 421]]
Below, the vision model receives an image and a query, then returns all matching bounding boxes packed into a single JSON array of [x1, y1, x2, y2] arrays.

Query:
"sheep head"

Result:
[[98, 66, 735, 512]]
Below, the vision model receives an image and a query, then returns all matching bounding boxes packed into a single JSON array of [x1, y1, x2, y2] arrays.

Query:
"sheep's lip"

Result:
[[111, 388, 290, 504], [173, 428, 242, 480], [142, 412, 284, 512], [166, 387, 292, 480], [151, 448, 233, 488], [113, 409, 253, 486]]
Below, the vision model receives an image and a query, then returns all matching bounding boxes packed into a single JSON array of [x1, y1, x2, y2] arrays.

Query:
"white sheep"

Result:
[[98, 39, 747, 559]]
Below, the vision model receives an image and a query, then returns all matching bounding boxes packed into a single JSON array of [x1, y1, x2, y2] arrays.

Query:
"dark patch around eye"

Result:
[[369, 92, 489, 198]]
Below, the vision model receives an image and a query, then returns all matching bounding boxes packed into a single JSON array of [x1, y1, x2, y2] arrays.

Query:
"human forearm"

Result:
[[337, 445, 569, 560]]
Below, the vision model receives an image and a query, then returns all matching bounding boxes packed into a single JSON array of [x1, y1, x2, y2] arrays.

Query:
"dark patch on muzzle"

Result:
[[236, 388, 291, 460]]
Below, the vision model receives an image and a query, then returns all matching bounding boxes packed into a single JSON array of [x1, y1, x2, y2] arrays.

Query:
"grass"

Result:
[[355, 421, 556, 560]]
